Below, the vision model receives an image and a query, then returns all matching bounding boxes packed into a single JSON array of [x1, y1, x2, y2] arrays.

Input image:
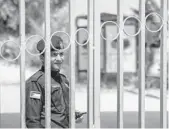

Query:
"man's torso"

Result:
[[26, 69, 69, 128]]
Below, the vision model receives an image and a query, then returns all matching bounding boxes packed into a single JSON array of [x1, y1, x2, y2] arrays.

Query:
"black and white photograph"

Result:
[[0, 0, 168, 128]]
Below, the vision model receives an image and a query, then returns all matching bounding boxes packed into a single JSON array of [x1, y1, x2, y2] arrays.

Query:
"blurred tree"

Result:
[[0, 0, 68, 36], [0, 0, 69, 66], [131, 0, 169, 88], [131, 0, 162, 46]]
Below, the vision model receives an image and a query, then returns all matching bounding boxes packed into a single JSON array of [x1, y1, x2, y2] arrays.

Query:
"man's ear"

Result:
[[40, 54, 45, 64]]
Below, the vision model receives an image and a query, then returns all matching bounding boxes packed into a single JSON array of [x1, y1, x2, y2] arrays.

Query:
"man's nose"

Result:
[[55, 54, 61, 61]]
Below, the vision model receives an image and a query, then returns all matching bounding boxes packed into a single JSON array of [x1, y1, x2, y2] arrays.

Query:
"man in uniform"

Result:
[[26, 35, 85, 128]]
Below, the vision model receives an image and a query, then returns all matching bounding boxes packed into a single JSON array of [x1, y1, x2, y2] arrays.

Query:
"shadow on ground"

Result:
[[1, 111, 167, 128]]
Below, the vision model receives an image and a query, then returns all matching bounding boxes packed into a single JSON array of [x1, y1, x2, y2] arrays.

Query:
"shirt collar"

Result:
[[40, 66, 61, 83]]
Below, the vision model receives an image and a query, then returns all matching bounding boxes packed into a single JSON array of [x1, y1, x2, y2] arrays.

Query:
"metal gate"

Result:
[[0, 0, 168, 128]]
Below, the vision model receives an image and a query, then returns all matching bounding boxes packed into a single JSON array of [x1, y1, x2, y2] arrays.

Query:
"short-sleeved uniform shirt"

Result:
[[26, 67, 69, 128]]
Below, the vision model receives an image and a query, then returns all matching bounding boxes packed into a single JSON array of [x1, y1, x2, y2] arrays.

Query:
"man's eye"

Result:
[[60, 53, 64, 56], [53, 53, 58, 56]]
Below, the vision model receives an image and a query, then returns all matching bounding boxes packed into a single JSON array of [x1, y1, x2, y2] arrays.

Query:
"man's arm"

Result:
[[75, 111, 87, 123], [61, 74, 86, 123], [75, 112, 87, 119], [26, 81, 44, 128]]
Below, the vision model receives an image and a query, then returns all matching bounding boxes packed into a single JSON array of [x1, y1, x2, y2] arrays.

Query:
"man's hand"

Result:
[[75, 112, 86, 123]]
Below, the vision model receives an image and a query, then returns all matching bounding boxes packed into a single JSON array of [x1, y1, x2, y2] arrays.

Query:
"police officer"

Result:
[[26, 35, 85, 128]]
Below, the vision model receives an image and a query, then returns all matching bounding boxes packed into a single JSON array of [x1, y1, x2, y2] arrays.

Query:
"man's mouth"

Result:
[[54, 63, 62, 65]]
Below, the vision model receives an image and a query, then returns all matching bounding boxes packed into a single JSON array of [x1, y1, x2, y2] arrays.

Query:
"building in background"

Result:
[[76, 13, 138, 85]]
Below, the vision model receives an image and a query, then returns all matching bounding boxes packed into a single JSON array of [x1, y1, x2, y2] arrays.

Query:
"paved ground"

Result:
[[0, 112, 164, 128]]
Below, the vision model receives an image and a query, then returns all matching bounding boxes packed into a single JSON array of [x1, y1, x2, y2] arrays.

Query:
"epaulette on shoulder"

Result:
[[60, 73, 69, 85], [26, 70, 44, 83]]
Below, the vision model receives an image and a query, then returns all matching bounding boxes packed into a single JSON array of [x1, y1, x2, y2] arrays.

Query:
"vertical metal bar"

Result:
[[88, 0, 94, 127], [138, 0, 145, 128], [168, 52, 169, 128], [69, 0, 76, 128], [19, 0, 26, 128], [117, 0, 123, 128], [0, 84, 2, 128], [160, 0, 168, 128], [45, 0, 51, 128], [93, 0, 100, 127]]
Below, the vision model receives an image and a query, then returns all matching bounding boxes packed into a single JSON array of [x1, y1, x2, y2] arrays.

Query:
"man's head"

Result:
[[37, 35, 64, 72]]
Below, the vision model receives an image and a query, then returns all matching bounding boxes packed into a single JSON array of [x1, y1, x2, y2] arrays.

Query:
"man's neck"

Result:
[[40, 66, 60, 74], [40, 66, 61, 82]]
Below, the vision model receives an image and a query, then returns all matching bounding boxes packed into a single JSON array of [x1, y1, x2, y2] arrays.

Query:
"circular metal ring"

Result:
[[25, 35, 46, 56], [0, 40, 21, 62], [75, 28, 89, 46], [123, 15, 141, 36], [145, 12, 164, 33], [50, 31, 71, 52], [100, 21, 120, 41]]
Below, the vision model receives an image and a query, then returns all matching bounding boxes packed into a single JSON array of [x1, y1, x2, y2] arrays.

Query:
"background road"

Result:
[[0, 112, 163, 128]]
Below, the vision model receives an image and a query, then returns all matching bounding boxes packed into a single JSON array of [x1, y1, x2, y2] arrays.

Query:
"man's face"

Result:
[[51, 51, 64, 72]]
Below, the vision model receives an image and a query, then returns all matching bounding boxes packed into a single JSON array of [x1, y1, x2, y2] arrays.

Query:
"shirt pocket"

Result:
[[51, 86, 64, 112]]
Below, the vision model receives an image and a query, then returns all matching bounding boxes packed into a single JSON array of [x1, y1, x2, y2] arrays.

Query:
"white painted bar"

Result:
[[117, 0, 123, 128], [19, 0, 26, 128], [138, 0, 145, 128], [160, 0, 168, 128], [69, 0, 76, 128], [168, 52, 169, 128], [93, 0, 101, 127], [88, 0, 94, 127], [44, 0, 51, 128]]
